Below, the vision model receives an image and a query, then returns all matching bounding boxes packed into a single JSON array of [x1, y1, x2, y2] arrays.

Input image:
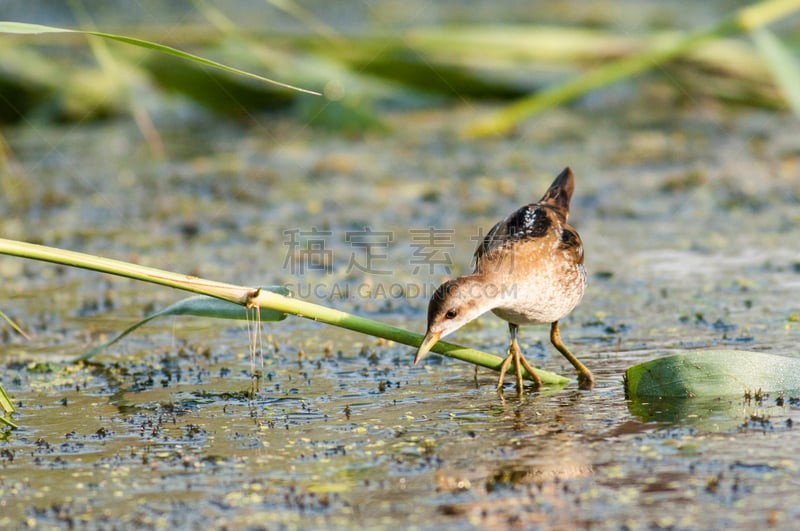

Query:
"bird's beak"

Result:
[[414, 330, 442, 365]]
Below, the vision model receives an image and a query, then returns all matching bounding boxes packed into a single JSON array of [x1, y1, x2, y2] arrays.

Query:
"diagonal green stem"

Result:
[[0, 21, 321, 95], [250, 288, 567, 384], [0, 238, 253, 303], [0, 238, 569, 385]]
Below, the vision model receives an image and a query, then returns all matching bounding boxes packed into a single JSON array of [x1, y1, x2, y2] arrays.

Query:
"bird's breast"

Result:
[[489, 262, 586, 325]]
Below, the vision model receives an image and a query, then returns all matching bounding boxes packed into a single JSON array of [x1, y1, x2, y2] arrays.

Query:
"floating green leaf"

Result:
[[624, 350, 800, 398], [75, 288, 290, 361]]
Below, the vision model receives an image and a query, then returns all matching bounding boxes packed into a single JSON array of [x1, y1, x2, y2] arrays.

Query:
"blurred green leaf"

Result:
[[0, 309, 29, 340], [0, 312, 20, 429], [0, 383, 15, 413], [144, 53, 296, 115], [750, 27, 800, 115], [467, 0, 800, 135], [339, 45, 528, 99], [0, 21, 320, 96], [27, 362, 59, 373]]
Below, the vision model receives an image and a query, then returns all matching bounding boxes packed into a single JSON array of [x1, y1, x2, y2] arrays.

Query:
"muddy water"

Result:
[[2, 102, 800, 529]]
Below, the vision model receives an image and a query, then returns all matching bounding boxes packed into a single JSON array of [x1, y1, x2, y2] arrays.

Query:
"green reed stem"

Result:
[[0, 238, 569, 385]]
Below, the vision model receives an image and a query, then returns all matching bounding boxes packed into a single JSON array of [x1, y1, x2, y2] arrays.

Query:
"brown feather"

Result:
[[473, 167, 575, 264]]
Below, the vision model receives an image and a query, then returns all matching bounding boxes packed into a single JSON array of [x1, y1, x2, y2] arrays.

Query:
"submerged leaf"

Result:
[[75, 287, 289, 362], [624, 350, 800, 398]]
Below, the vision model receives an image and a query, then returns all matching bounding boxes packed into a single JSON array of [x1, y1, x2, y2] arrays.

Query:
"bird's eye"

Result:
[[445, 309, 458, 319]]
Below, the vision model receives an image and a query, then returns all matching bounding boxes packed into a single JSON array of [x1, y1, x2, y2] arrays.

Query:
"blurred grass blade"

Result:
[[0, 383, 17, 430], [0, 21, 320, 96], [0, 383, 15, 414], [1, 309, 29, 340], [171, 4, 385, 130], [1, 311, 21, 429], [0, 238, 569, 385], [466, 27, 728, 136], [264, 0, 342, 45], [624, 350, 800, 398], [76, 289, 289, 362], [750, 28, 800, 115], [468, 0, 800, 136], [738, 0, 800, 30], [66, 0, 166, 156]]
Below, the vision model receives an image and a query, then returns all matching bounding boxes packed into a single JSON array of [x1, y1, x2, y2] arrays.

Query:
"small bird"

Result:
[[414, 167, 593, 393]]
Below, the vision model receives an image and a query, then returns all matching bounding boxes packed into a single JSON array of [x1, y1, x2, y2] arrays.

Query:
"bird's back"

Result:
[[472, 167, 586, 325], [474, 166, 576, 266]]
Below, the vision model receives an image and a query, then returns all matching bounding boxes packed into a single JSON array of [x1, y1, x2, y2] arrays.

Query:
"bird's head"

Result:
[[414, 277, 495, 364]]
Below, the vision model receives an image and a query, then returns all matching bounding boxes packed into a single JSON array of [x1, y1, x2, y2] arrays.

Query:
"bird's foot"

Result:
[[577, 370, 595, 390], [495, 355, 542, 398], [517, 353, 542, 390], [496, 351, 514, 393]]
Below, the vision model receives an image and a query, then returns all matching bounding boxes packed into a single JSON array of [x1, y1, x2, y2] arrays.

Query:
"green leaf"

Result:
[[467, 0, 800, 136], [0, 382, 17, 430], [750, 27, 800, 115], [0, 309, 29, 340], [0, 311, 20, 429], [75, 287, 289, 362], [0, 21, 320, 96], [27, 362, 58, 373], [0, 383, 15, 414], [624, 350, 800, 398]]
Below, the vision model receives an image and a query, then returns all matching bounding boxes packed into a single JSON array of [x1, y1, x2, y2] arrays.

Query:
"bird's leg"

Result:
[[517, 349, 542, 390], [509, 323, 542, 394], [511, 325, 524, 393], [497, 347, 514, 392], [550, 321, 594, 389]]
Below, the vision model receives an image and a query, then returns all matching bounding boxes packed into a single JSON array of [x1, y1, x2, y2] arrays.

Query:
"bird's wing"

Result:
[[473, 203, 554, 262]]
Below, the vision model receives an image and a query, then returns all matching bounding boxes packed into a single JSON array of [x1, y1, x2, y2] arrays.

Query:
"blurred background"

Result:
[[2, 2, 800, 529], [3, 1, 798, 128]]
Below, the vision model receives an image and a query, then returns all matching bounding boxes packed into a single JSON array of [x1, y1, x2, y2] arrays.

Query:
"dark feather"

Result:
[[474, 167, 574, 262], [539, 166, 573, 222]]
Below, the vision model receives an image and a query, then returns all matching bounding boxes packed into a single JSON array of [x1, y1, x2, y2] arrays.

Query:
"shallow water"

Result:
[[2, 94, 800, 529]]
